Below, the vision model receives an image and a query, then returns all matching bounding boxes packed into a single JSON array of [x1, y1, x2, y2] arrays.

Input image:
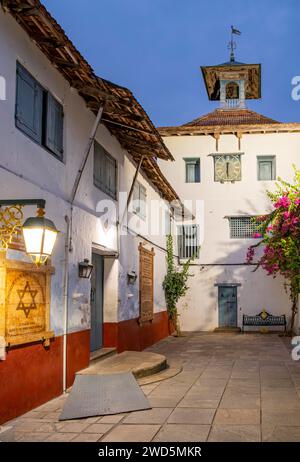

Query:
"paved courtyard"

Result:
[[1, 332, 300, 442]]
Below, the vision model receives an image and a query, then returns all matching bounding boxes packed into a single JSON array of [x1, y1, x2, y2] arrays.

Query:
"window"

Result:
[[229, 216, 259, 239], [93, 141, 117, 199], [185, 158, 200, 183], [257, 156, 276, 181], [133, 181, 147, 220], [178, 224, 199, 259], [15, 62, 64, 159], [214, 154, 241, 182]]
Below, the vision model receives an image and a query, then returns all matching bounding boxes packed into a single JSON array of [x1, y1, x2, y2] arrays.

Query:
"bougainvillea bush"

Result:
[[246, 166, 300, 333]]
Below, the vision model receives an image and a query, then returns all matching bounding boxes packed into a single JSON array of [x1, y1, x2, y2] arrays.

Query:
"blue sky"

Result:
[[43, 0, 300, 126]]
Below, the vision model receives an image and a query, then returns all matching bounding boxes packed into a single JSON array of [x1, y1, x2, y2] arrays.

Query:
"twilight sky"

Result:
[[43, 0, 300, 126]]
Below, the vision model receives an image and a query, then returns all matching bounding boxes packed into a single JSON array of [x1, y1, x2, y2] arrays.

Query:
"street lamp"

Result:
[[0, 199, 58, 265], [78, 259, 93, 279]]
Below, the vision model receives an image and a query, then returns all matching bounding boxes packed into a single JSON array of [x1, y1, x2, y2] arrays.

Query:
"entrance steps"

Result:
[[79, 350, 167, 379], [214, 327, 241, 333], [90, 347, 117, 363]]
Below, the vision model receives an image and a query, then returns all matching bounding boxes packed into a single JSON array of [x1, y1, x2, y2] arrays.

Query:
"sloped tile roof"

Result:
[[182, 109, 280, 127]]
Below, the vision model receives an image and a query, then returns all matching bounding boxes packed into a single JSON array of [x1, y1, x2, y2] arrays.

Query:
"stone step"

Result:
[[90, 347, 117, 363], [79, 350, 167, 379], [214, 327, 241, 333]]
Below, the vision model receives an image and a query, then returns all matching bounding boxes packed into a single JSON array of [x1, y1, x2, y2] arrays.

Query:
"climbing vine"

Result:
[[163, 234, 196, 330]]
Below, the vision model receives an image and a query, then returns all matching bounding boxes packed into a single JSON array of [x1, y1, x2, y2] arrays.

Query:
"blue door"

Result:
[[90, 253, 104, 352], [218, 286, 237, 327]]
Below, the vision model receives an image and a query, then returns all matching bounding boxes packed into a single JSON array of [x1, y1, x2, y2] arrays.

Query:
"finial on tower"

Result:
[[228, 25, 241, 62]]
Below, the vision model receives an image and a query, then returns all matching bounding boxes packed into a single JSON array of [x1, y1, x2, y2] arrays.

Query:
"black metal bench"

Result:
[[242, 310, 286, 333]]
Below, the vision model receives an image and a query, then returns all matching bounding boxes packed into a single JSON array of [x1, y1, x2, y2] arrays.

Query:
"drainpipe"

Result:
[[62, 105, 104, 394], [62, 215, 70, 393]]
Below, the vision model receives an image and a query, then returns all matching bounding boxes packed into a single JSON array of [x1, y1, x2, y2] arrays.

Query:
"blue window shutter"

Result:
[[45, 93, 64, 158], [15, 63, 43, 143], [93, 140, 117, 199], [107, 156, 116, 198]]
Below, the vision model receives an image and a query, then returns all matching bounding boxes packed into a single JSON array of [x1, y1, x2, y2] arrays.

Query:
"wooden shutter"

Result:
[[15, 63, 43, 143], [139, 243, 155, 324], [45, 93, 64, 158]]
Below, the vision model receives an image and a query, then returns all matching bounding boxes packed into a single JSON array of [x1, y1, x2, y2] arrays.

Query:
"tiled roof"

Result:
[[3, 0, 181, 203], [182, 109, 280, 127]]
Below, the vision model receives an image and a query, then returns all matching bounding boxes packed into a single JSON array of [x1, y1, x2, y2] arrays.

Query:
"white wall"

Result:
[[118, 154, 170, 322], [0, 10, 170, 336], [158, 130, 300, 330]]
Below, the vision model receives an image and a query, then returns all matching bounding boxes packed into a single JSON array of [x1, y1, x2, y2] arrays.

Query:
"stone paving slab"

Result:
[[2, 332, 300, 442]]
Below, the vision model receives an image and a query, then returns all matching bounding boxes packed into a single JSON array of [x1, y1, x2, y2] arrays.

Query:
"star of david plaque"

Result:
[[16, 281, 38, 318]]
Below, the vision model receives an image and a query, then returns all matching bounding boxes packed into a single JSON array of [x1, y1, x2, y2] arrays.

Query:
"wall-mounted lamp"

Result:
[[0, 199, 58, 265], [127, 271, 137, 284], [78, 259, 93, 279]]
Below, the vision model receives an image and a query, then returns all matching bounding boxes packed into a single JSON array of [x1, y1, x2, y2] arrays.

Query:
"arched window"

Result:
[[226, 81, 239, 100]]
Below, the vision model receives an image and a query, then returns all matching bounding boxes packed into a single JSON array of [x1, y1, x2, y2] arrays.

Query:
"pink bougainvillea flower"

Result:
[[253, 232, 262, 238], [274, 196, 291, 209]]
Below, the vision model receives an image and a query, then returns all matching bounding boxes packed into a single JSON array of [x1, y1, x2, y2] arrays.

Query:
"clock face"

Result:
[[215, 155, 241, 182]]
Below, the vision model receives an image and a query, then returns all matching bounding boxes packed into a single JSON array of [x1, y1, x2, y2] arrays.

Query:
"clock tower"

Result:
[[201, 27, 261, 110]]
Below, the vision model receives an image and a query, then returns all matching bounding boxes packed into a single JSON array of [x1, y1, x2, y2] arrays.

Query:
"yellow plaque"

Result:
[[0, 254, 54, 347]]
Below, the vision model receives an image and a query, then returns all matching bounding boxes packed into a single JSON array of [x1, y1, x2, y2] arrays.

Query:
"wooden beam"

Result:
[[53, 57, 80, 69], [71, 80, 130, 104], [118, 133, 161, 149], [31, 35, 66, 48], [20, 7, 40, 16]]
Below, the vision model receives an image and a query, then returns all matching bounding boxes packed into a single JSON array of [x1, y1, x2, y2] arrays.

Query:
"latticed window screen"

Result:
[[229, 217, 259, 239], [178, 224, 199, 259]]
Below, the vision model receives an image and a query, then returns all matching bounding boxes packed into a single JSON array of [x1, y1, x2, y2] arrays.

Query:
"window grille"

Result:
[[229, 216, 259, 239], [178, 224, 199, 259]]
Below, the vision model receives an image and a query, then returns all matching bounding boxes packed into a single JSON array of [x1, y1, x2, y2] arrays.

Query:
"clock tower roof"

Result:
[[201, 62, 261, 101]]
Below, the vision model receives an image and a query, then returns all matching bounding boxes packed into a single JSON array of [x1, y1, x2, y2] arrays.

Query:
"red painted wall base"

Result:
[[0, 311, 170, 424], [103, 310, 170, 352], [0, 329, 90, 425]]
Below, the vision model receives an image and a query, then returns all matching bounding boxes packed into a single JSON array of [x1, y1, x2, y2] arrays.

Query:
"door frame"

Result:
[[215, 282, 241, 328], [90, 252, 104, 353]]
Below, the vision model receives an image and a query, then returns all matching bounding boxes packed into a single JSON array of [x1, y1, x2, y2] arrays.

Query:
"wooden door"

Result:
[[139, 244, 155, 324], [218, 286, 237, 327], [90, 253, 104, 352]]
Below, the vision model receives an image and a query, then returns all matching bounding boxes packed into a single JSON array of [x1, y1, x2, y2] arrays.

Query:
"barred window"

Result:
[[229, 216, 259, 239], [178, 224, 199, 259]]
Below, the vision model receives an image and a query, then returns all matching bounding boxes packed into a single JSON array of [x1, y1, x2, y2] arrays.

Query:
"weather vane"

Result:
[[228, 25, 241, 62]]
